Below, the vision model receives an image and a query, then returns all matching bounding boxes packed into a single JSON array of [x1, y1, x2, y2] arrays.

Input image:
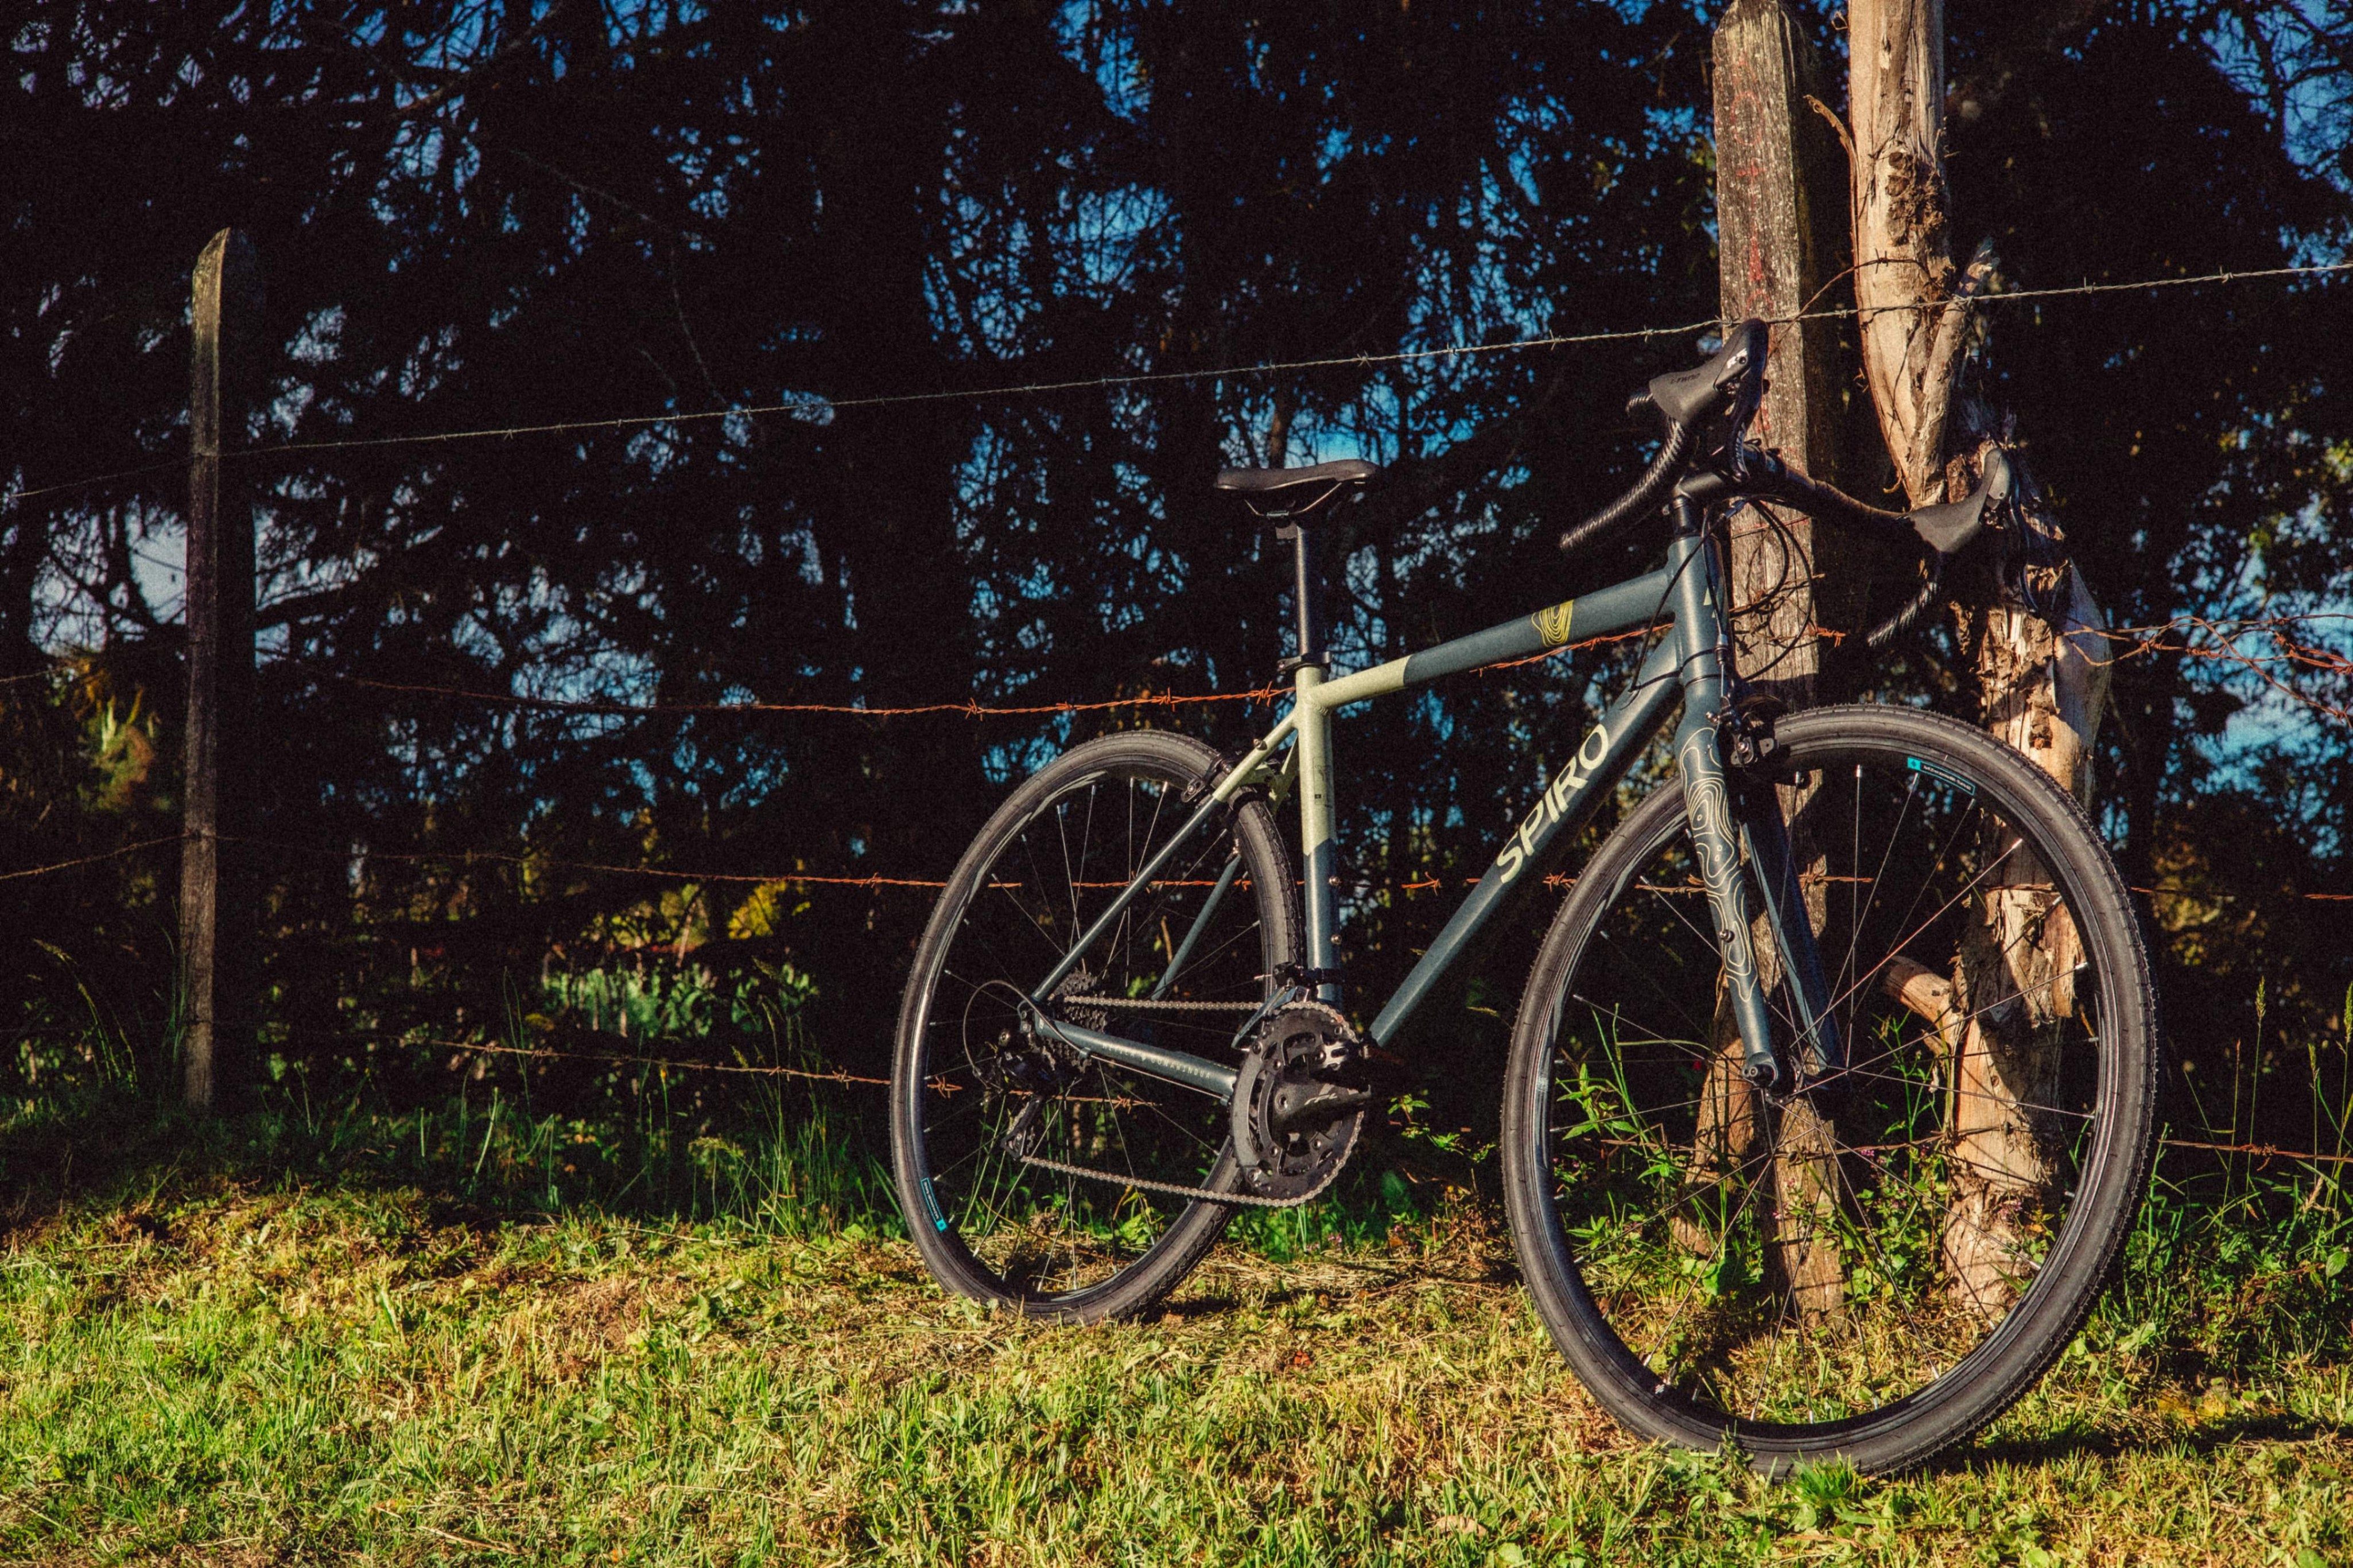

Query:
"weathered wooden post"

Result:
[[180, 229, 262, 1111], [1681, 0, 1859, 1316], [1714, 0, 1854, 688]]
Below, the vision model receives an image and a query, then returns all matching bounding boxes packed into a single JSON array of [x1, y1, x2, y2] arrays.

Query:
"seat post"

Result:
[[1280, 522, 1325, 674]]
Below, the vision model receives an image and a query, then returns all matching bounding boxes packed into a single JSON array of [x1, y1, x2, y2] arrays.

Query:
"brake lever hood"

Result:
[[1647, 318, 1768, 431], [1905, 448, 2013, 557]]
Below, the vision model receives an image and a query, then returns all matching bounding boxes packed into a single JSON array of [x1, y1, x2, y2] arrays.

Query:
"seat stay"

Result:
[[1024, 710, 1298, 1009], [1150, 850, 1244, 1003]]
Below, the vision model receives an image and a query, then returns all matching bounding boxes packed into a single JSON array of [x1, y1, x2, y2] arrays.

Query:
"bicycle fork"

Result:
[[1666, 511, 1842, 1092]]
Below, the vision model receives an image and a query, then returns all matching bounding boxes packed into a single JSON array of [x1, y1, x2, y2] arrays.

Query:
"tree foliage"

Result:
[[0, 1, 2345, 1135]]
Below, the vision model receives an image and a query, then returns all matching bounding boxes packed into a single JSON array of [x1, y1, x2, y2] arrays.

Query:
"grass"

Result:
[[2, 1085, 2351, 1566]]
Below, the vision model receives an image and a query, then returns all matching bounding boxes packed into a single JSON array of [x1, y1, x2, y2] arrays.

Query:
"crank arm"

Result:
[[1268, 1085, 1374, 1134]]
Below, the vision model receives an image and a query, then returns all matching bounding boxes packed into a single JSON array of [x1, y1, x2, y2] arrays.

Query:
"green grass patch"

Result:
[[2, 1088, 2351, 1565]]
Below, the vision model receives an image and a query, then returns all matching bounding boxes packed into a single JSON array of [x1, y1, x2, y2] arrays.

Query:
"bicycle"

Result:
[[888, 321, 2160, 1474]]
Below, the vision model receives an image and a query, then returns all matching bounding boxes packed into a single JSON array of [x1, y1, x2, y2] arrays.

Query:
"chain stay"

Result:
[[1010, 998, 1361, 1209]]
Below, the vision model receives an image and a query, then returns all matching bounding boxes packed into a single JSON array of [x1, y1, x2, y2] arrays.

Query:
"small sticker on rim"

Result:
[[1907, 756, 1977, 795]]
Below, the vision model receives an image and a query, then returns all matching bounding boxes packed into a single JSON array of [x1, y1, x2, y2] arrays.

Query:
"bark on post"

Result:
[[1846, 0, 2112, 1315], [1684, 0, 1858, 1316], [1850, 0, 1962, 507], [180, 229, 262, 1112]]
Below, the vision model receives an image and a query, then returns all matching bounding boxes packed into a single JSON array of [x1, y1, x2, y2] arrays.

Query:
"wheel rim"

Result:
[[1533, 733, 2123, 1437], [904, 758, 1279, 1304]]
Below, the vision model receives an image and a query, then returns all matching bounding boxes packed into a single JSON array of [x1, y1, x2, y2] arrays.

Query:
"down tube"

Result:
[[1368, 637, 1682, 1049]]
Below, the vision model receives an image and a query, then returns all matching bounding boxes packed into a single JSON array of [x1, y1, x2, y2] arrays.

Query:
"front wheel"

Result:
[[1500, 704, 2158, 1473]]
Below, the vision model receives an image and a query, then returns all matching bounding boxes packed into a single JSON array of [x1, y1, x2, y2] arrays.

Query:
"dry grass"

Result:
[[2, 1168, 2349, 1566]]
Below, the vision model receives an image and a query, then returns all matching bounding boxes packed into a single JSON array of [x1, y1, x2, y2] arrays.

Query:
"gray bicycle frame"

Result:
[[1022, 521, 1838, 1102]]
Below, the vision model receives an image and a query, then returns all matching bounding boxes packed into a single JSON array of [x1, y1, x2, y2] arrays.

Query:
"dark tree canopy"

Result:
[[1, 1, 2346, 1139]]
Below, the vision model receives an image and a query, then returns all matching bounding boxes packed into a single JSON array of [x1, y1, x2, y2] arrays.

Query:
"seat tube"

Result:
[[1280, 519, 1342, 1006], [1294, 666, 1341, 1005], [1665, 505, 1781, 1086]]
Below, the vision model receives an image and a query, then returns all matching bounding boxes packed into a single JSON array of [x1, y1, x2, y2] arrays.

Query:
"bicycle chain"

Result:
[[1011, 995, 1350, 1207], [1065, 995, 1264, 1014], [1015, 1149, 1349, 1210]]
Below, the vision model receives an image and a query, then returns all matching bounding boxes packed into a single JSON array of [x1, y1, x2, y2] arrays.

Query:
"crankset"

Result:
[[1228, 999, 1372, 1203]]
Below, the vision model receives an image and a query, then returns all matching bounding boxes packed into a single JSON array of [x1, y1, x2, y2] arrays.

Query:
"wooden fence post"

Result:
[[1714, 0, 1857, 699], [181, 229, 262, 1112], [1686, 0, 1857, 1316]]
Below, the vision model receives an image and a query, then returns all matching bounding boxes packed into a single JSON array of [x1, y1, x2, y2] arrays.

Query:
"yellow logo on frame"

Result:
[[1531, 601, 1575, 647]]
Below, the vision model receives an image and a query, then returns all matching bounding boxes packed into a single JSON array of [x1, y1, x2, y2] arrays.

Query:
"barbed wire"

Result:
[[4, 260, 2346, 511], [341, 675, 1286, 720], [424, 1035, 892, 1087], [230, 834, 952, 888], [2084, 613, 2353, 725], [230, 604, 2353, 744], [331, 623, 1664, 719], [11, 606, 2343, 729], [7, 828, 2348, 920], [303, 614, 2353, 725], [0, 834, 189, 884], [2151, 1137, 2353, 1168], [393, 1033, 2353, 1168]]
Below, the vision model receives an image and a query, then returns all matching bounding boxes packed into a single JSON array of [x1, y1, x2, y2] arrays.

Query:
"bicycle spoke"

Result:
[[1517, 722, 2148, 1453]]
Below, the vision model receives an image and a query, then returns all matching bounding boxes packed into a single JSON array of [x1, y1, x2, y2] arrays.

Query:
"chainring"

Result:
[[1229, 999, 1369, 1202]]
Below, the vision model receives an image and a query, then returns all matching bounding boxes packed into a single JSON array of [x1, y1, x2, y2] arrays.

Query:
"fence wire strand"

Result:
[[411, 1036, 2353, 1168], [5, 259, 2346, 510]]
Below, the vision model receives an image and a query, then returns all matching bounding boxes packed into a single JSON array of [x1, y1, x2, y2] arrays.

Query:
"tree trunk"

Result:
[[1942, 563, 2111, 1309], [1847, 0, 2113, 1317], [1697, 0, 1858, 1317], [1850, 0, 1961, 508]]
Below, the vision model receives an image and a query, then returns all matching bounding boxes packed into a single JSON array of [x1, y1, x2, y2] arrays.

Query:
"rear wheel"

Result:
[[891, 731, 1298, 1321], [1500, 704, 2158, 1472]]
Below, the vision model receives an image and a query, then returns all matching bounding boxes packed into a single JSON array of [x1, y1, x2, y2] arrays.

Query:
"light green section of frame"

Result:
[[1294, 667, 1334, 859], [1300, 655, 1410, 711], [1208, 711, 1298, 804]]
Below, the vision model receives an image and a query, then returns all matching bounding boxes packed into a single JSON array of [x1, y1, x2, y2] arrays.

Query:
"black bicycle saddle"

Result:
[[1214, 458, 1381, 522]]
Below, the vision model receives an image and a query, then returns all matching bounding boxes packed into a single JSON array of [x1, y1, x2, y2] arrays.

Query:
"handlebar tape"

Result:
[[1740, 447, 2011, 561], [1555, 421, 1694, 558], [1556, 322, 1766, 559], [1864, 557, 1948, 653]]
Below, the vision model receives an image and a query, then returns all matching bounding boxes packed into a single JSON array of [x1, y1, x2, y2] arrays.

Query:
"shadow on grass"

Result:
[[0, 1073, 904, 1247], [1, 1077, 1467, 1269], [1950, 1407, 2353, 1474]]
